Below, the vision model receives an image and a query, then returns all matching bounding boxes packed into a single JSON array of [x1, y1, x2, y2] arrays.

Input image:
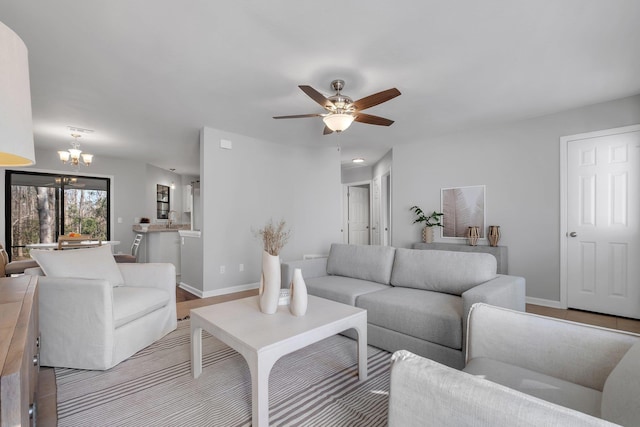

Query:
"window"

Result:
[[157, 184, 170, 219], [5, 171, 111, 260]]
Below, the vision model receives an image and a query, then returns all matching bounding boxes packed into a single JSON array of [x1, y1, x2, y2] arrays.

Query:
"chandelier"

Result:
[[58, 134, 93, 166]]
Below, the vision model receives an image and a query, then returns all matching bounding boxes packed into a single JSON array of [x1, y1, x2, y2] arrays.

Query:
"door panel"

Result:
[[348, 186, 370, 245], [567, 129, 640, 318]]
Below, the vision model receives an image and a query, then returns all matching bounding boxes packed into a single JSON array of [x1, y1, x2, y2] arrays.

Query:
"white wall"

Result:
[[144, 163, 183, 224], [372, 150, 392, 178], [342, 165, 372, 184], [200, 127, 342, 294], [392, 94, 640, 303]]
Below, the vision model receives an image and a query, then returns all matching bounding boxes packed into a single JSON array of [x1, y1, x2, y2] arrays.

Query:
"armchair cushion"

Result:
[[30, 244, 124, 287], [601, 341, 640, 426], [465, 357, 602, 418], [390, 249, 497, 295]]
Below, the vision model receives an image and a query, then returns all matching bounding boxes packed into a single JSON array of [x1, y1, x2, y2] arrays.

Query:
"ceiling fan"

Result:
[[273, 80, 401, 134]]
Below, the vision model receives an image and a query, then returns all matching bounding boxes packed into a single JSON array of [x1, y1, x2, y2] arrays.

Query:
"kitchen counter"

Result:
[[132, 224, 190, 233]]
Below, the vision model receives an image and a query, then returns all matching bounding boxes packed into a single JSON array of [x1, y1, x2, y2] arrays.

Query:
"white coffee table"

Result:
[[190, 295, 367, 427]]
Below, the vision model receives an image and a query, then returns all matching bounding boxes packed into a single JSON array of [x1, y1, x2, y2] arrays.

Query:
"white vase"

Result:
[[289, 268, 308, 316], [259, 251, 280, 314]]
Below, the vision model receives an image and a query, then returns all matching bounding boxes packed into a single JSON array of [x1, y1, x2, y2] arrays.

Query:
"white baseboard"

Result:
[[178, 282, 204, 298], [526, 296, 566, 309], [202, 282, 260, 298], [178, 282, 260, 299]]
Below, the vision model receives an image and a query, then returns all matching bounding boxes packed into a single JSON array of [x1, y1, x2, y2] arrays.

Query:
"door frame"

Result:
[[342, 180, 372, 244], [559, 124, 640, 309]]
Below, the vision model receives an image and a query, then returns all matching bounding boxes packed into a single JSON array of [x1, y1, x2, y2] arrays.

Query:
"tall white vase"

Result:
[[289, 268, 308, 316], [259, 251, 280, 314]]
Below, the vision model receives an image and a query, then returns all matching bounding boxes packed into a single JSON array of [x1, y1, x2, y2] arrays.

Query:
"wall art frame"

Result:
[[441, 185, 486, 239]]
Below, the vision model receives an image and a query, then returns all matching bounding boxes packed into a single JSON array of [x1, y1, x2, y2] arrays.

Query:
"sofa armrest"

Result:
[[389, 350, 617, 427], [462, 274, 526, 314], [37, 276, 115, 369], [281, 258, 328, 287], [461, 274, 525, 352]]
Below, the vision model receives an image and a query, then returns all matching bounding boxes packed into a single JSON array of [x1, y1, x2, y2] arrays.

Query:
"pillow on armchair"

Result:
[[30, 244, 125, 287]]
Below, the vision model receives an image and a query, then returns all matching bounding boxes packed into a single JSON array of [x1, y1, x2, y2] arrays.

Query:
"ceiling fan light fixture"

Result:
[[323, 113, 355, 132]]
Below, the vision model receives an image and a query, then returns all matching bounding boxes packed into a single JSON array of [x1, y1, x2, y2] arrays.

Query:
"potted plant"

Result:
[[139, 217, 151, 231], [255, 219, 291, 314], [410, 206, 443, 243]]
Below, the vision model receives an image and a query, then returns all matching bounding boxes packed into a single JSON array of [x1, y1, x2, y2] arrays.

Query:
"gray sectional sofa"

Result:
[[282, 243, 526, 369]]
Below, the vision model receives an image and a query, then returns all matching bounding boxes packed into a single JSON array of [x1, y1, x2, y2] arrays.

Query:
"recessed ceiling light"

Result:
[[352, 158, 365, 163]]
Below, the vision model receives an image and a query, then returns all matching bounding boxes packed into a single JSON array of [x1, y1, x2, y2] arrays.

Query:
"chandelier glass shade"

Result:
[[58, 134, 93, 166], [322, 113, 355, 132]]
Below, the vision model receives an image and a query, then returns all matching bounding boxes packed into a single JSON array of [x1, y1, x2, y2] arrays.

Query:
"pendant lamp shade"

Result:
[[0, 21, 35, 166], [322, 113, 355, 132]]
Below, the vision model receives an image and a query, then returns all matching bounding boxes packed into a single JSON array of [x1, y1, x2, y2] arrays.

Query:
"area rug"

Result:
[[55, 320, 391, 426]]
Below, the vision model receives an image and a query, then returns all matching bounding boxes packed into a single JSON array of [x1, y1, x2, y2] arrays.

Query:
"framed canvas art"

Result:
[[441, 185, 486, 238]]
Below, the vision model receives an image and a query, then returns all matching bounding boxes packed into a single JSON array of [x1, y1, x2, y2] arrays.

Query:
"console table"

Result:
[[0, 275, 39, 426], [413, 242, 508, 274]]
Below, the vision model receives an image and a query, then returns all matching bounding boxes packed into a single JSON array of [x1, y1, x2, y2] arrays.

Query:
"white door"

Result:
[[566, 126, 640, 318], [348, 186, 370, 245], [371, 177, 381, 245], [381, 173, 391, 246]]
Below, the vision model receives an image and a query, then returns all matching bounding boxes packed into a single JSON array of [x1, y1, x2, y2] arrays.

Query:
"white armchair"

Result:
[[27, 245, 177, 370], [388, 303, 640, 426]]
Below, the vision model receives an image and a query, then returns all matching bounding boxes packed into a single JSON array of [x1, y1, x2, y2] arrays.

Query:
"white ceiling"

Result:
[[2, 1, 639, 175]]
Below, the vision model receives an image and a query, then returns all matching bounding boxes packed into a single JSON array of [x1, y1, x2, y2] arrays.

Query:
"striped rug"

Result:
[[55, 320, 391, 426]]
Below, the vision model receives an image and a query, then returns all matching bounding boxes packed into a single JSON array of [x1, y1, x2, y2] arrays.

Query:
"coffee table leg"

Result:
[[247, 353, 277, 427], [356, 323, 368, 381], [191, 321, 202, 378]]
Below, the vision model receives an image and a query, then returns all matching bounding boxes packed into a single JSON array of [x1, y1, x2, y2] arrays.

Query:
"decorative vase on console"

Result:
[[255, 219, 291, 315], [422, 227, 434, 244], [466, 226, 480, 246], [488, 225, 501, 247], [289, 268, 308, 316]]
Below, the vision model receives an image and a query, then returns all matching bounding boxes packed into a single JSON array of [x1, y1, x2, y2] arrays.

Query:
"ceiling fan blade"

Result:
[[323, 125, 334, 135], [273, 113, 323, 119], [352, 88, 401, 111], [354, 113, 394, 126], [299, 85, 335, 110]]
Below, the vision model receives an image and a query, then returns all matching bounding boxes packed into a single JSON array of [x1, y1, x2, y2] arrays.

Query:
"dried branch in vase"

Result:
[[255, 219, 291, 256]]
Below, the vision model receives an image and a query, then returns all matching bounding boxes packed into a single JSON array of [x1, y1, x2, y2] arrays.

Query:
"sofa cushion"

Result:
[[390, 249, 496, 295], [305, 275, 391, 306], [601, 341, 640, 426], [326, 244, 395, 285], [464, 357, 603, 418], [112, 286, 170, 328], [356, 287, 463, 349], [30, 245, 125, 287]]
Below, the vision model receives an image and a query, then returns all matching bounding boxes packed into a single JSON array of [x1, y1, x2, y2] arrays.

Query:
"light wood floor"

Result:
[[36, 287, 640, 426]]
